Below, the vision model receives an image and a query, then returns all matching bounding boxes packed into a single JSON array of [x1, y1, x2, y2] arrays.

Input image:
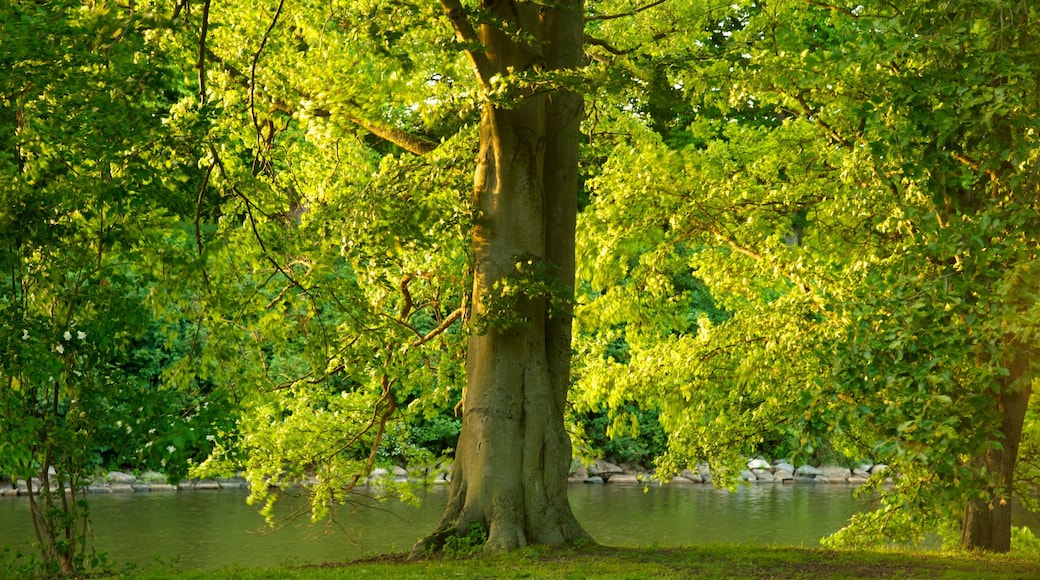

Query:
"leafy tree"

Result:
[[0, 1, 215, 574], [574, 0, 1039, 553]]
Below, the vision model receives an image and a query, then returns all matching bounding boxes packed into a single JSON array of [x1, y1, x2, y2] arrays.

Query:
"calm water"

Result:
[[0, 484, 1035, 570]]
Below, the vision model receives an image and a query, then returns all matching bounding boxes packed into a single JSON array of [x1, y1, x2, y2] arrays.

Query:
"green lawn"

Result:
[[123, 545, 1040, 579]]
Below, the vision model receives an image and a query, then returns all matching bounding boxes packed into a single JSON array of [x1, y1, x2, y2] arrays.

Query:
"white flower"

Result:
[[21, 329, 29, 340], [55, 344, 64, 354], [205, 434, 216, 442], [63, 331, 72, 341], [166, 445, 176, 455], [77, 331, 86, 340]]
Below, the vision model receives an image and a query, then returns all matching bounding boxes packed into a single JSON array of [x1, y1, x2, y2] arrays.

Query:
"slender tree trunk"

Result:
[[415, 0, 589, 553], [960, 338, 1034, 552]]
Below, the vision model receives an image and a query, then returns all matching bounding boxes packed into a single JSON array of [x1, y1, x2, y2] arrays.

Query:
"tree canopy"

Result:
[[1, 0, 1038, 572]]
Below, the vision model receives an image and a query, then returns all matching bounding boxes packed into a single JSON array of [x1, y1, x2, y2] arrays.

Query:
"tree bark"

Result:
[[415, 0, 589, 553], [960, 338, 1034, 552]]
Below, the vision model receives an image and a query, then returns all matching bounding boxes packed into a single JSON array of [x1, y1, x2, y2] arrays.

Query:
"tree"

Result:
[[573, 0, 1039, 553], [153, 0, 602, 551], [412, 0, 589, 551], [0, 1, 217, 574]]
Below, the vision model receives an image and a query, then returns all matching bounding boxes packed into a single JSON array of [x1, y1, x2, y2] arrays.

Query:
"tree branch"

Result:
[[206, 47, 438, 156], [586, 0, 669, 22], [411, 307, 465, 347], [250, 0, 286, 163], [197, 0, 212, 104], [438, 0, 494, 90]]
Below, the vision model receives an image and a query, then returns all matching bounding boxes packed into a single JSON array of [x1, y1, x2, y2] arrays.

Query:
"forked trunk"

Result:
[[414, 0, 589, 552], [960, 338, 1034, 552]]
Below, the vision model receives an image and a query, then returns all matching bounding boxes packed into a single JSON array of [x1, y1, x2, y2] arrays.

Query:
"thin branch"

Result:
[[250, 0, 287, 162], [951, 150, 999, 183], [197, 0, 212, 104], [205, 47, 437, 155], [194, 154, 216, 286], [438, 0, 495, 89], [586, 0, 669, 22], [411, 307, 465, 347], [583, 33, 629, 56]]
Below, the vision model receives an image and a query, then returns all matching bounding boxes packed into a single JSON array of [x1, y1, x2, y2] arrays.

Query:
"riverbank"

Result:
[[1, 458, 887, 497], [114, 544, 1040, 579]]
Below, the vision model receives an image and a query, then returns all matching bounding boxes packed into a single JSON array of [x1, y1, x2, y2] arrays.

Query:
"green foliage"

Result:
[[578, 404, 667, 467], [440, 523, 489, 559], [477, 254, 575, 333], [574, 0, 1040, 548], [0, 0, 221, 572]]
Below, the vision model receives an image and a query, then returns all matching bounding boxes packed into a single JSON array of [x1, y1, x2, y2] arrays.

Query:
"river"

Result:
[[0, 484, 1036, 570]]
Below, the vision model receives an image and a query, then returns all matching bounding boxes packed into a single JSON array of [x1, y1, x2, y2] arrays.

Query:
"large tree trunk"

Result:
[[415, 0, 589, 552], [960, 339, 1034, 552]]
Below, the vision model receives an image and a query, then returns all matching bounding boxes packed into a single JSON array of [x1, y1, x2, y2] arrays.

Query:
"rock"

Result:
[[131, 483, 152, 492], [148, 484, 176, 491], [870, 464, 889, 475], [773, 469, 795, 482], [670, 476, 698, 485], [108, 483, 135, 493], [588, 459, 624, 482], [107, 471, 137, 484], [681, 469, 703, 483], [752, 469, 775, 482], [795, 476, 816, 484], [847, 476, 868, 485], [88, 483, 112, 493], [774, 461, 796, 474], [747, 458, 772, 470], [740, 470, 758, 482], [818, 466, 852, 482], [217, 477, 247, 489], [367, 468, 392, 484], [608, 474, 640, 484], [813, 476, 831, 484], [588, 459, 624, 477], [852, 467, 871, 479], [391, 466, 408, 477], [195, 480, 221, 490], [583, 476, 604, 484], [140, 471, 167, 484], [570, 464, 589, 480], [794, 465, 822, 476]]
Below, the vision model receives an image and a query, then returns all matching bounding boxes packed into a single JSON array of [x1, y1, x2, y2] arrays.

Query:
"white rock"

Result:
[[775, 461, 796, 473], [818, 466, 852, 481], [740, 470, 758, 482], [870, 464, 889, 475], [773, 469, 795, 481], [681, 469, 703, 483], [747, 458, 772, 470], [588, 459, 624, 477], [795, 465, 822, 476], [752, 469, 775, 482], [107, 471, 137, 484]]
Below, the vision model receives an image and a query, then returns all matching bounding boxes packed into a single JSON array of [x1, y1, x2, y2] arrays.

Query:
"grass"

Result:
[[119, 544, 1040, 579]]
